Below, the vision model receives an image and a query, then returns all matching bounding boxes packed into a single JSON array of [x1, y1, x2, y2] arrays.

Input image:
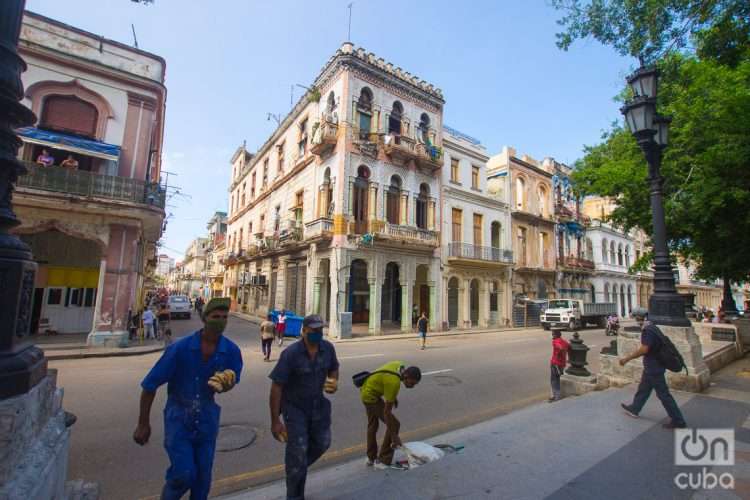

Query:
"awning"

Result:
[[16, 127, 120, 161]]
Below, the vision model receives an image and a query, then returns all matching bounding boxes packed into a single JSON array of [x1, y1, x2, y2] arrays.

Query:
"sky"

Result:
[[26, 0, 637, 261]]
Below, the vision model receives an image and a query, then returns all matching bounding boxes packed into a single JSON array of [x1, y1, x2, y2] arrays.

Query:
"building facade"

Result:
[[488, 147, 556, 301], [180, 238, 208, 298], [441, 127, 513, 329], [203, 211, 227, 300], [14, 12, 166, 345], [552, 161, 594, 301], [586, 220, 638, 317], [155, 254, 174, 277], [224, 43, 444, 336]]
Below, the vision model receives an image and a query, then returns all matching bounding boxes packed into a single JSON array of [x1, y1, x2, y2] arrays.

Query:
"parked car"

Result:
[[168, 295, 191, 319]]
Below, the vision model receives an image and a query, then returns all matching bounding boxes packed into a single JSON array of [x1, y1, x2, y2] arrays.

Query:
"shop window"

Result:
[[47, 288, 62, 305]]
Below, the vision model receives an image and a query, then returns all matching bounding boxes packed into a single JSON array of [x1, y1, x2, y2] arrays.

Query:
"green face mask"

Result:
[[205, 318, 227, 334]]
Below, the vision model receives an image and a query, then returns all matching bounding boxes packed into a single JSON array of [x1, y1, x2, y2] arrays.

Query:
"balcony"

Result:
[[305, 217, 334, 240], [415, 142, 443, 171], [310, 120, 338, 155], [374, 222, 439, 247], [447, 242, 513, 265], [383, 135, 419, 163], [557, 256, 595, 271], [17, 163, 165, 209], [278, 226, 303, 247]]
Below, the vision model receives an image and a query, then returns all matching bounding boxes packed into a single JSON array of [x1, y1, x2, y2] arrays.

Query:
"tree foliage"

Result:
[[572, 53, 750, 282], [551, 0, 750, 65]]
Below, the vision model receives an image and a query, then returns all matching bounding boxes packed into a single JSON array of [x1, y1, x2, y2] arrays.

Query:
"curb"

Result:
[[44, 344, 164, 361]]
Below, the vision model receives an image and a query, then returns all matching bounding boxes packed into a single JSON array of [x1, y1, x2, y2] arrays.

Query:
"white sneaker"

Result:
[[365, 458, 375, 467], [373, 461, 388, 470]]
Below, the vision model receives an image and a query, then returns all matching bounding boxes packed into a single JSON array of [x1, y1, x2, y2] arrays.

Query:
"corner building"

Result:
[[225, 43, 443, 337]]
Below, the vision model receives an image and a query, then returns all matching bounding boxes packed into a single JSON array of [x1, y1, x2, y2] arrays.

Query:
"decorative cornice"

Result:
[[443, 185, 509, 210]]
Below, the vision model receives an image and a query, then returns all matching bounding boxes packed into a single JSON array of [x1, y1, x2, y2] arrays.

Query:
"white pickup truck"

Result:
[[540, 299, 617, 330]]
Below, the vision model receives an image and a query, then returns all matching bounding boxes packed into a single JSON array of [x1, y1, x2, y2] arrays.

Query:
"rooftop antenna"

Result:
[[131, 24, 139, 49], [347, 3, 353, 42], [266, 112, 281, 126]]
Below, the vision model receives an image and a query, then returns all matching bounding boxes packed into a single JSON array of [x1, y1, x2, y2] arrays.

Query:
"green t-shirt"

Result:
[[360, 361, 404, 404]]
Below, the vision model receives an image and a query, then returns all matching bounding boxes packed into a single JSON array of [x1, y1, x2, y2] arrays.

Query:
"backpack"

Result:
[[649, 325, 687, 373], [352, 369, 402, 388]]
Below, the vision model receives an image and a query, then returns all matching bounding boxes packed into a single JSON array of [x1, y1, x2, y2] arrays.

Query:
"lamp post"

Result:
[[0, 0, 48, 398], [620, 65, 690, 327]]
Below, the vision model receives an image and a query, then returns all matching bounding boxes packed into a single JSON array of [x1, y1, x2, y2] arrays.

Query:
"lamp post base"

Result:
[[648, 293, 691, 327]]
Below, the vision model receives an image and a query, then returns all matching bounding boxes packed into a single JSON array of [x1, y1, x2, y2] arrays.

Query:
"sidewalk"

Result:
[[230, 311, 535, 342], [222, 356, 750, 500], [37, 333, 165, 360]]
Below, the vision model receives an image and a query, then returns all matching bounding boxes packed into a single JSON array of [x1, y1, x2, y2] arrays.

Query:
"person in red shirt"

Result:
[[549, 327, 570, 402]]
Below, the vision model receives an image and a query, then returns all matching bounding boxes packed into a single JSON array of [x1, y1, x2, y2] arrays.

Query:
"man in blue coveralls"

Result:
[[269, 314, 339, 500], [133, 297, 243, 500]]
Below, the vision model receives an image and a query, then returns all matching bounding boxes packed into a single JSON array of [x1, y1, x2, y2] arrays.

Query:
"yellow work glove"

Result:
[[323, 377, 338, 394]]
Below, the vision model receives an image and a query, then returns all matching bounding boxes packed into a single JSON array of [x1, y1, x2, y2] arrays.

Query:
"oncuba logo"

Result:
[[674, 429, 734, 490]]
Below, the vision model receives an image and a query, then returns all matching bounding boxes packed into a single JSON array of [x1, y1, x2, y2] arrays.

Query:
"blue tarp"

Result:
[[17, 127, 120, 160]]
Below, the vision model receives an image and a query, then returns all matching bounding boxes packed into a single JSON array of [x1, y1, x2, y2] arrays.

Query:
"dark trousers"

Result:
[[364, 399, 400, 465], [630, 370, 686, 425], [284, 406, 331, 500], [550, 364, 563, 399], [261, 338, 273, 358], [161, 427, 217, 500]]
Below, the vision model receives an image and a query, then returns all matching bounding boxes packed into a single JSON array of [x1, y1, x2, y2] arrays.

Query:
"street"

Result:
[[50, 316, 611, 499]]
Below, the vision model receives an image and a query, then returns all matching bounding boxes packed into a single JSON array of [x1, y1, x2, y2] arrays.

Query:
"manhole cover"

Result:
[[217, 424, 257, 452]]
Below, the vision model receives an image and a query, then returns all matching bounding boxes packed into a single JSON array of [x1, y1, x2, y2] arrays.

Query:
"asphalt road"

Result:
[[50, 315, 612, 499]]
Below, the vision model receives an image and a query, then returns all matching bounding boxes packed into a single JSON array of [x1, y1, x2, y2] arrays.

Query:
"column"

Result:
[[462, 279, 471, 328], [479, 282, 489, 328], [368, 183, 378, 223], [427, 200, 436, 231], [328, 251, 343, 338], [401, 279, 412, 332], [312, 277, 323, 314], [400, 192, 408, 226], [368, 277, 379, 334], [428, 281, 437, 330], [89, 257, 107, 337]]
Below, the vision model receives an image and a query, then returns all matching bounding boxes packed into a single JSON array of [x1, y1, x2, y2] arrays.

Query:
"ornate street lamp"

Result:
[[621, 66, 690, 327]]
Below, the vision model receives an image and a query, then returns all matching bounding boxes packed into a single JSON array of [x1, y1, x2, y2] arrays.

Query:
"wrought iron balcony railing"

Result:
[[447, 242, 513, 263], [17, 163, 166, 209], [557, 256, 596, 270]]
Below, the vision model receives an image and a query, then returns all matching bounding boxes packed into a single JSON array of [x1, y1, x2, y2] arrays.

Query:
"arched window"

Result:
[[625, 246, 631, 267], [357, 88, 373, 140], [319, 167, 333, 218], [419, 113, 430, 143], [386, 175, 402, 224], [416, 183, 429, 229], [389, 101, 403, 136], [617, 243, 624, 266], [610, 241, 616, 264], [491, 221, 502, 249], [353, 165, 370, 233], [604, 283, 610, 302], [41, 95, 98, 138], [586, 238, 594, 261], [515, 177, 526, 211]]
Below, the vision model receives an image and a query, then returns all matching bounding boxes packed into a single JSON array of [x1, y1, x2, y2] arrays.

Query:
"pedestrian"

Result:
[[417, 312, 428, 350], [360, 361, 421, 468], [619, 307, 687, 429], [158, 302, 170, 338], [35, 148, 54, 167], [269, 314, 339, 500], [163, 328, 173, 347], [548, 327, 570, 402], [276, 311, 287, 347], [133, 297, 243, 500], [260, 315, 275, 362], [142, 307, 156, 340]]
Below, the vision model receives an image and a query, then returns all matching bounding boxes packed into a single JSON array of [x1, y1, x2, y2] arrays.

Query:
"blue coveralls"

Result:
[[269, 339, 339, 500], [141, 330, 243, 500]]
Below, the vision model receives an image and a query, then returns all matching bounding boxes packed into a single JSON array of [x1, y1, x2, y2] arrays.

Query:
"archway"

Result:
[[470, 279, 480, 326], [627, 284, 633, 316], [348, 259, 369, 323], [447, 277, 459, 327], [318, 259, 331, 321], [489, 280, 500, 325], [381, 262, 401, 325]]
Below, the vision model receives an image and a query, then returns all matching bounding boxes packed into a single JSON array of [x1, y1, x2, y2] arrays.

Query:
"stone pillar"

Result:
[[368, 183, 378, 224], [400, 192, 408, 226], [312, 277, 323, 315], [479, 282, 489, 328], [461, 280, 470, 328], [428, 281, 437, 330], [427, 200, 436, 231], [401, 280, 412, 332], [368, 277, 379, 334]]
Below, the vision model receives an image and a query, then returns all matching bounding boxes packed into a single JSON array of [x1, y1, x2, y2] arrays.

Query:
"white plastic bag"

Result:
[[399, 441, 445, 468]]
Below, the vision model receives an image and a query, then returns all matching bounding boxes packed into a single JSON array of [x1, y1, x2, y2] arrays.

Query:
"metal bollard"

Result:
[[566, 331, 591, 377]]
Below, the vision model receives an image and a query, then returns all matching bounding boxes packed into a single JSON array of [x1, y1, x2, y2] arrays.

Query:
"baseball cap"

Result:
[[303, 314, 326, 329]]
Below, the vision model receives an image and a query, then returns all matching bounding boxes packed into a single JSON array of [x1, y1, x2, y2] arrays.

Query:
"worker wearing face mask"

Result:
[[268, 314, 339, 500]]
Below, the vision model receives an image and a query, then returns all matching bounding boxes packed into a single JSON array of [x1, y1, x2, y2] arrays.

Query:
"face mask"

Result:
[[306, 330, 323, 343], [205, 318, 227, 334]]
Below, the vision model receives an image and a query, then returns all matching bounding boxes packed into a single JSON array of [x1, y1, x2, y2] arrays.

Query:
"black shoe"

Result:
[[662, 420, 687, 429], [621, 403, 639, 418]]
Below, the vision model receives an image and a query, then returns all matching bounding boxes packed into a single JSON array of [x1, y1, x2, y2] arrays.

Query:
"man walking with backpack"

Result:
[[619, 307, 687, 429]]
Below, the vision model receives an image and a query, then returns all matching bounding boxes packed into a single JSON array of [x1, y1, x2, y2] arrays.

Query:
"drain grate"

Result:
[[217, 424, 257, 452]]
